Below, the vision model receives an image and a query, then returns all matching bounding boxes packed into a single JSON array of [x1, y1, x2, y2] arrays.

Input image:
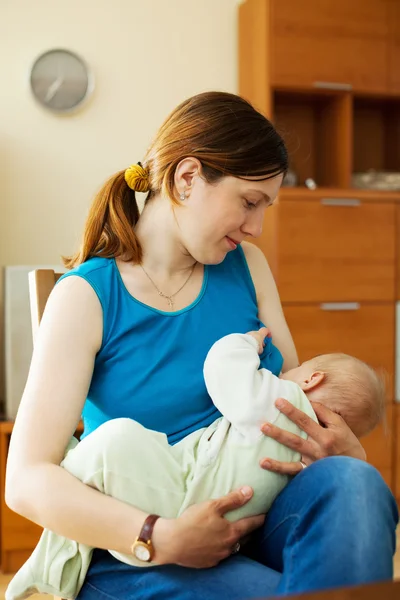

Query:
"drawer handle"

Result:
[[321, 198, 361, 207], [314, 81, 352, 91], [320, 302, 360, 311]]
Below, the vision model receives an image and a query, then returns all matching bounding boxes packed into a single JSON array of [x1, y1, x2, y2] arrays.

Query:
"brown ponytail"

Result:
[[63, 170, 142, 268]]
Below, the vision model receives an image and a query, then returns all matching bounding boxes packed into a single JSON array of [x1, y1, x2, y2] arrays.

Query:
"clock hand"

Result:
[[44, 76, 64, 103]]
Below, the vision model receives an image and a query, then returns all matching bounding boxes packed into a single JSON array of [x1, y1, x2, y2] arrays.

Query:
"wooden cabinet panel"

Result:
[[388, 0, 400, 93], [270, 0, 389, 93], [284, 303, 395, 398], [362, 404, 393, 488], [284, 304, 395, 487], [274, 200, 396, 303], [395, 405, 400, 501]]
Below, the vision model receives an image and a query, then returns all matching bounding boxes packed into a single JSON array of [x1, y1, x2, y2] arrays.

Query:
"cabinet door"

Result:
[[274, 199, 396, 303], [270, 0, 389, 93], [284, 304, 395, 487], [389, 1, 400, 100]]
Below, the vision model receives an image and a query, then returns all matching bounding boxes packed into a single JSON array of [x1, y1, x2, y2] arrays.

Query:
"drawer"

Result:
[[284, 303, 395, 398], [274, 200, 396, 303]]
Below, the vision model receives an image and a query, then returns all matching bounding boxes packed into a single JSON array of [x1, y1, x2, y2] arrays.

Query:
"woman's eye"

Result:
[[244, 199, 257, 209]]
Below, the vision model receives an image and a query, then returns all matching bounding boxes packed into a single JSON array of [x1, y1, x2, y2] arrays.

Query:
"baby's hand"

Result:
[[247, 327, 271, 354]]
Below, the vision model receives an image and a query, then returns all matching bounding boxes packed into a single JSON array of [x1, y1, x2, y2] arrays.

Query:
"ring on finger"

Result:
[[300, 461, 307, 469], [231, 542, 241, 554]]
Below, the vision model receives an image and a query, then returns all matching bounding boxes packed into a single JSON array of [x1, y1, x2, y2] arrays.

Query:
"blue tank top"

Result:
[[60, 246, 283, 444]]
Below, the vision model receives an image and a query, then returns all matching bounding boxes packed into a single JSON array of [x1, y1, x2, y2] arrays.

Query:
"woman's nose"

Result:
[[242, 212, 264, 238]]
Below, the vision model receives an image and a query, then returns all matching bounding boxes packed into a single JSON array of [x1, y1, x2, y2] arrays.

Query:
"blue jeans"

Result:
[[77, 457, 398, 599]]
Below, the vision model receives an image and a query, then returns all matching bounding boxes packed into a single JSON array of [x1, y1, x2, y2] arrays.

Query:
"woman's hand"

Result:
[[153, 486, 265, 568], [259, 399, 366, 476]]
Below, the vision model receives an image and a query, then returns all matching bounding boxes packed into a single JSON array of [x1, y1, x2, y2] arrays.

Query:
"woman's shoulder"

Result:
[[240, 241, 273, 292], [241, 241, 268, 268], [66, 256, 114, 278], [57, 257, 116, 317]]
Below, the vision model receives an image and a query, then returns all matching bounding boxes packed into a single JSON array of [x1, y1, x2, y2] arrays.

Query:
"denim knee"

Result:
[[301, 456, 398, 527]]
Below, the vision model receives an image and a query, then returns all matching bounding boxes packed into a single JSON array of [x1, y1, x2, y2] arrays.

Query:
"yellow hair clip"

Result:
[[124, 162, 150, 193]]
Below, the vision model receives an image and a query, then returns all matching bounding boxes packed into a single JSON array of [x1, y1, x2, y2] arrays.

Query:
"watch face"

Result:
[[30, 49, 93, 113], [134, 542, 151, 562]]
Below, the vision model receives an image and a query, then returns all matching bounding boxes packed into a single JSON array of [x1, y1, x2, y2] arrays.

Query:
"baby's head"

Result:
[[282, 353, 386, 438]]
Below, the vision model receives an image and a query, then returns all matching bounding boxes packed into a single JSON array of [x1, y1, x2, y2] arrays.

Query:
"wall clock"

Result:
[[30, 48, 94, 113]]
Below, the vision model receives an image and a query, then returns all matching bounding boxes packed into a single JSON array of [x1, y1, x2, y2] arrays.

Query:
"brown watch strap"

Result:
[[138, 514, 160, 544]]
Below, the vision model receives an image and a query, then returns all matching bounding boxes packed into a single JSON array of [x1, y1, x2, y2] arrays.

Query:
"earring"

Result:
[[180, 191, 187, 201]]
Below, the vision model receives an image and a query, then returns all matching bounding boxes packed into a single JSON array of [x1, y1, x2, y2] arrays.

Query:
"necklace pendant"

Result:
[[167, 297, 174, 309]]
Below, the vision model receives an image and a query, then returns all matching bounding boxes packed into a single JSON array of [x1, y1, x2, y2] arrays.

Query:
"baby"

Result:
[[7, 328, 385, 600]]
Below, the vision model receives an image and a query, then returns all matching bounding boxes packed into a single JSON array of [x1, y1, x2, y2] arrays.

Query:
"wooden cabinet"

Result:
[[0, 423, 42, 573], [267, 198, 396, 304], [239, 0, 400, 492], [270, 0, 389, 94], [388, 0, 400, 94]]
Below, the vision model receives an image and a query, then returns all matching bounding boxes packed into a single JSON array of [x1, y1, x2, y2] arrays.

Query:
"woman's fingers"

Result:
[[261, 420, 323, 460], [272, 398, 333, 444], [212, 486, 254, 516], [260, 457, 305, 475]]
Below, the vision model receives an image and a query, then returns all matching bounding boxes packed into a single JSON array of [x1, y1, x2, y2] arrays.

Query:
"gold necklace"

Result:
[[140, 262, 197, 309]]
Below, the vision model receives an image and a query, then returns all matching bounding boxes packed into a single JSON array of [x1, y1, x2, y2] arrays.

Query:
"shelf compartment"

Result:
[[273, 90, 351, 188]]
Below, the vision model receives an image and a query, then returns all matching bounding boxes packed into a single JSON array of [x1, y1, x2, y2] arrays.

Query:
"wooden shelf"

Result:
[[353, 96, 400, 174], [273, 90, 351, 188]]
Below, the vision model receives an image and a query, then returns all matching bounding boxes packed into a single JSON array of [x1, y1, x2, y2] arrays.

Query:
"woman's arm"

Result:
[[242, 241, 299, 372], [6, 276, 152, 555], [6, 275, 263, 567]]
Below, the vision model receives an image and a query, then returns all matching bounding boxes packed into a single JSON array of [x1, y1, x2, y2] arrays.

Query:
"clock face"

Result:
[[30, 49, 93, 113]]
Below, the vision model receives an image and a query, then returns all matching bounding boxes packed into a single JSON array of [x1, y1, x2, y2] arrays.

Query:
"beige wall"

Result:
[[0, 0, 241, 404]]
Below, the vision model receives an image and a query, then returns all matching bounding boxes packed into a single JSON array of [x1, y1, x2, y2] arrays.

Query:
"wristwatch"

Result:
[[131, 514, 160, 562]]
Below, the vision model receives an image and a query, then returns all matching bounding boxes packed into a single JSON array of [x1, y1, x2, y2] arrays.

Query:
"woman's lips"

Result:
[[226, 236, 240, 250]]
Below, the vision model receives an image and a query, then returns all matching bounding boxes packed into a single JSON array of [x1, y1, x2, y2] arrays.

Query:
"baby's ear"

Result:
[[301, 370, 325, 391]]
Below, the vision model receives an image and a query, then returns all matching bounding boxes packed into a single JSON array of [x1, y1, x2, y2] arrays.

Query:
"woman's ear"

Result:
[[301, 371, 325, 391], [174, 157, 202, 193]]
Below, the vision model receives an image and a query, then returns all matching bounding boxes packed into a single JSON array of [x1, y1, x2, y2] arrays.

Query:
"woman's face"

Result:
[[175, 171, 283, 264]]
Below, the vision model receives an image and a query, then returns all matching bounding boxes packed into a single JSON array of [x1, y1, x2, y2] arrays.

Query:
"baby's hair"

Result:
[[310, 353, 386, 438]]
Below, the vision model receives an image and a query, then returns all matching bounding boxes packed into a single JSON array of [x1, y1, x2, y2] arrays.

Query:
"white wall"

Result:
[[0, 0, 241, 403]]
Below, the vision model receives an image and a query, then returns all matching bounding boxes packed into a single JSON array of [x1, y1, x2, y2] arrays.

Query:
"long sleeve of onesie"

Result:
[[203, 333, 301, 441]]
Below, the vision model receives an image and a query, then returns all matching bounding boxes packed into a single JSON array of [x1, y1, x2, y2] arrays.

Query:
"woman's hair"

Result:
[[64, 91, 288, 268]]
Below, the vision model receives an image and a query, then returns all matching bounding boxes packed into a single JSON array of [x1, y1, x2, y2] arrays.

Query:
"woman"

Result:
[[6, 91, 398, 599]]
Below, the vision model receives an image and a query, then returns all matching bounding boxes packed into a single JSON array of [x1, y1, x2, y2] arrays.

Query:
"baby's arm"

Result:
[[203, 333, 294, 440]]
